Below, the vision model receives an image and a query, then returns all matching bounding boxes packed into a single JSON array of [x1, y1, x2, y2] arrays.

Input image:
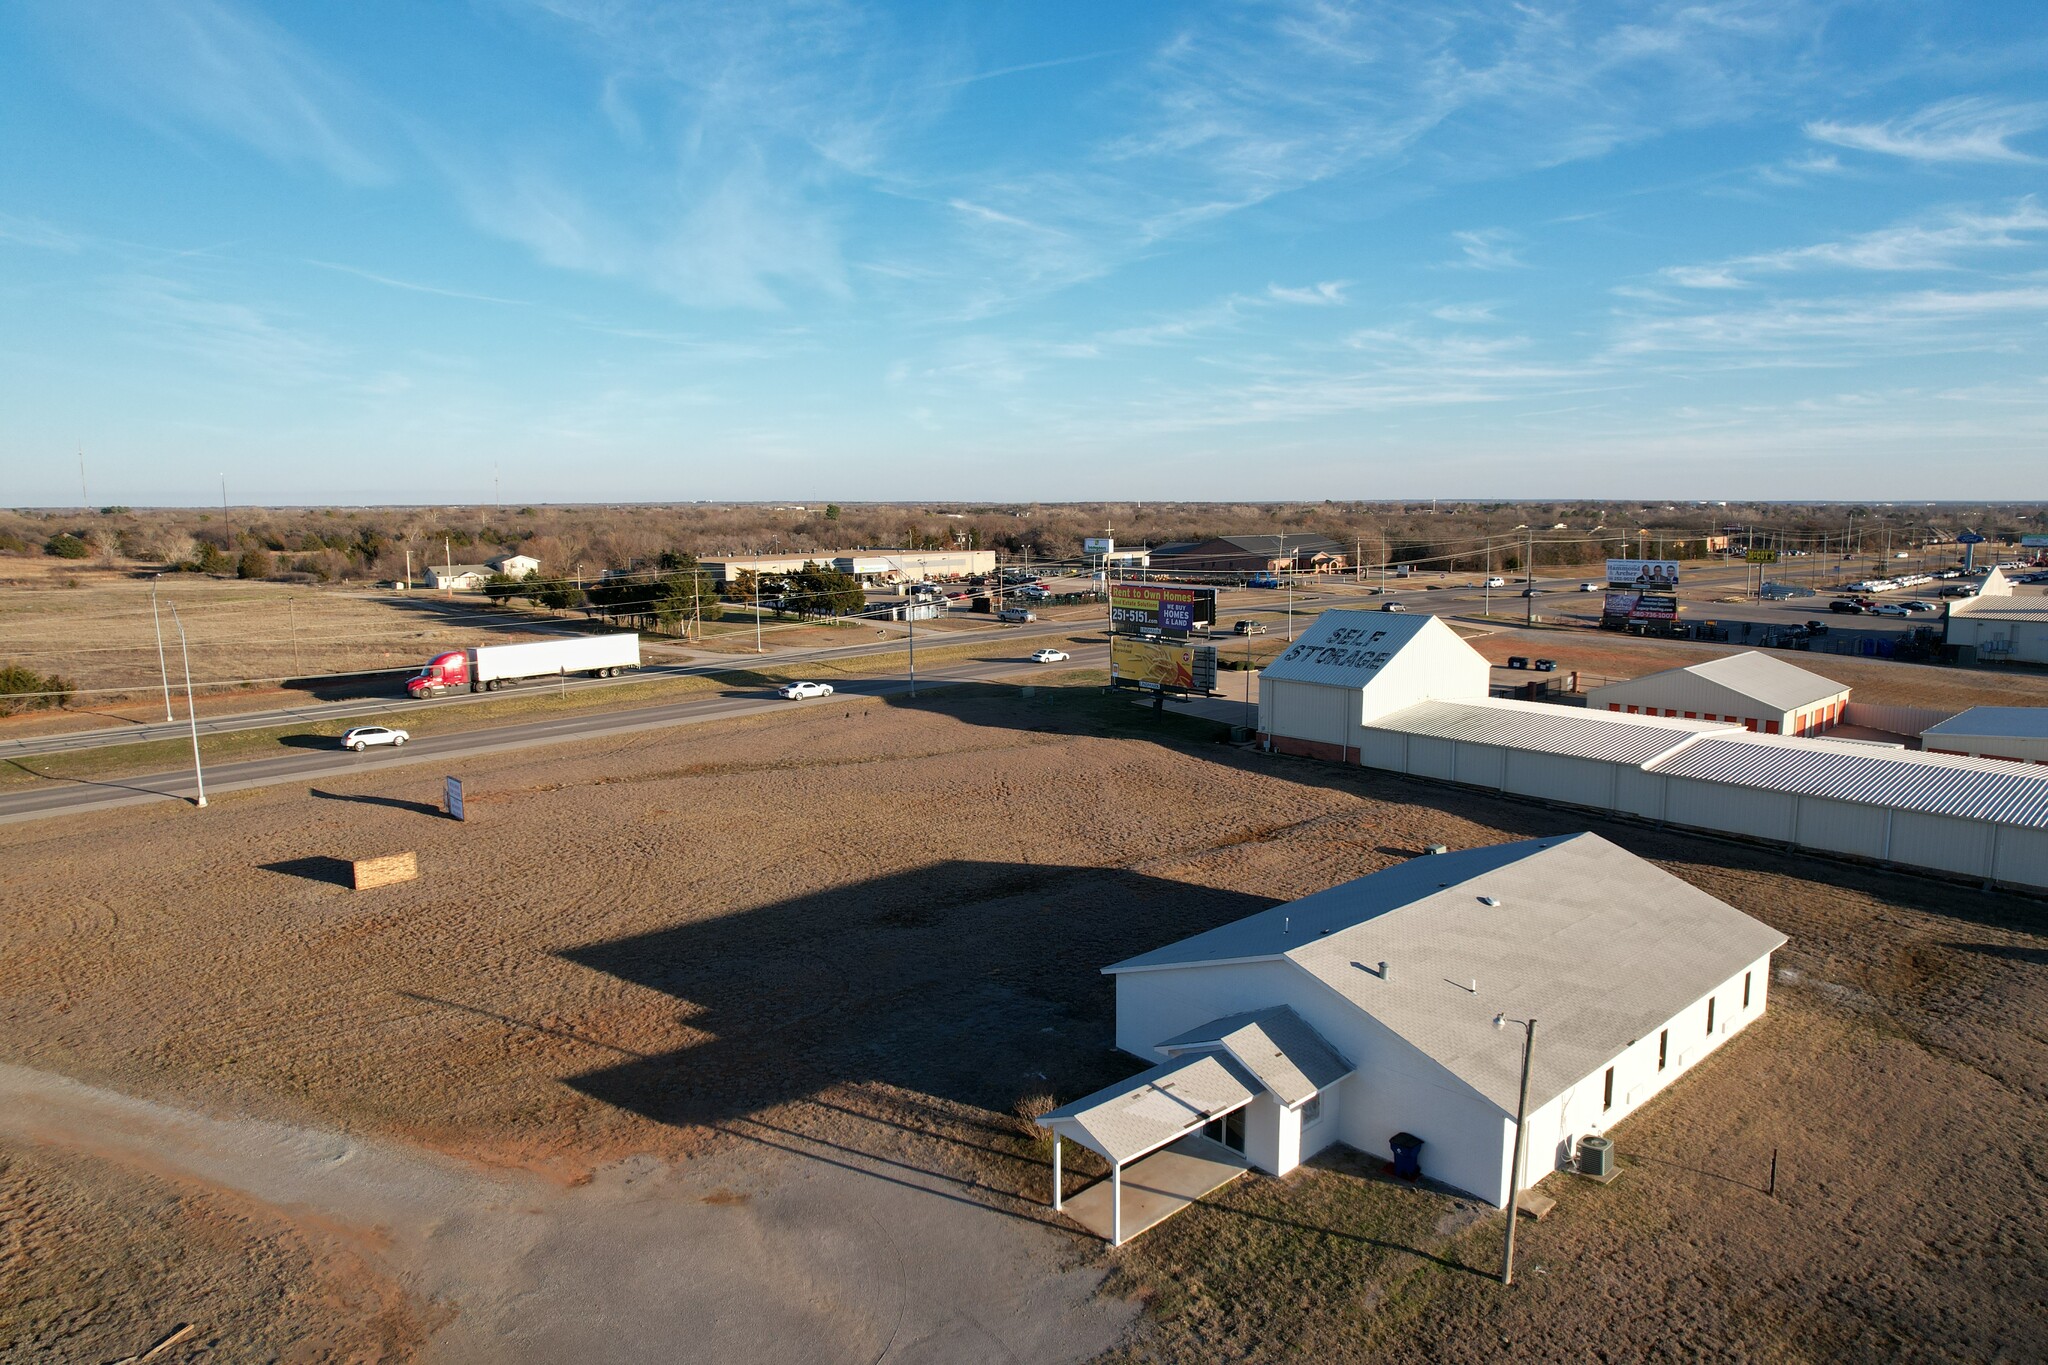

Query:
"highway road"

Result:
[[0, 639, 1110, 825], [0, 613, 1104, 760]]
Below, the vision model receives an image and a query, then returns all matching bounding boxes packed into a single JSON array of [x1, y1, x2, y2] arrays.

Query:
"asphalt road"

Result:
[[1, 614, 1103, 760], [0, 639, 1110, 825]]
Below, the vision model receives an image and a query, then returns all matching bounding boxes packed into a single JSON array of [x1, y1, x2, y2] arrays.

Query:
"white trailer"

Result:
[[470, 634, 640, 691]]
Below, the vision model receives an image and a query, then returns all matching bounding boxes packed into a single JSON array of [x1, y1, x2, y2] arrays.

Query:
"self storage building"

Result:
[[1256, 611, 1491, 763], [1585, 651, 1849, 736], [1039, 834, 1784, 1243], [1920, 707, 2048, 764]]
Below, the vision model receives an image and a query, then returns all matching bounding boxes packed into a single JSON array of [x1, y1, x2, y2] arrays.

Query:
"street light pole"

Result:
[[168, 603, 206, 808], [149, 582, 174, 723], [1493, 1013, 1537, 1285], [908, 600, 916, 698]]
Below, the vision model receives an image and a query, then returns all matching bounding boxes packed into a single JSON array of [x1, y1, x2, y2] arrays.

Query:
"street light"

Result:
[[1492, 1011, 1537, 1285], [167, 603, 207, 808], [149, 582, 174, 723]]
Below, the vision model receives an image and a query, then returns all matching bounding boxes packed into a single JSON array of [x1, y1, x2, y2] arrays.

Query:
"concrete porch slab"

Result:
[[1061, 1135, 1250, 1245]]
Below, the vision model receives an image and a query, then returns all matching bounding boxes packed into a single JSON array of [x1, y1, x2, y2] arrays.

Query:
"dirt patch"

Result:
[[0, 686, 2039, 1360]]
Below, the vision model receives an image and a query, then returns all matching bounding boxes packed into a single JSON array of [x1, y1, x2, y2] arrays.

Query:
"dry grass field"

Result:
[[0, 681, 2040, 1362]]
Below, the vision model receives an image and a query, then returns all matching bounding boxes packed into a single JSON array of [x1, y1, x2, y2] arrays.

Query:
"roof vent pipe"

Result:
[[1480, 895, 1501, 907], [1379, 960, 1390, 980]]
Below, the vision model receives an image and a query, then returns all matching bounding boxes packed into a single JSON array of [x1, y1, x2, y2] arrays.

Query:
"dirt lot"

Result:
[[0, 683, 2041, 1361]]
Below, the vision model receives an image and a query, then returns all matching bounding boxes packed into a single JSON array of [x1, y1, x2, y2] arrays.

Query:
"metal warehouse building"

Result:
[[1945, 572, 2048, 665], [1919, 707, 2048, 765], [1257, 611, 1491, 763], [1585, 651, 1849, 736]]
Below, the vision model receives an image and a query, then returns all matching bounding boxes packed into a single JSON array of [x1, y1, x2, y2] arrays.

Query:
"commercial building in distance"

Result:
[[1945, 569, 2048, 665], [1040, 833, 1783, 1242], [1921, 707, 2048, 764], [698, 548, 993, 585], [1585, 651, 1850, 737], [1148, 534, 1351, 575]]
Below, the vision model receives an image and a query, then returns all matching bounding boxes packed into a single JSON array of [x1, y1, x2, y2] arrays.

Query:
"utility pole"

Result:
[[404, 548, 412, 590], [149, 582, 174, 723], [1524, 528, 1535, 627], [1494, 1013, 1537, 1285], [754, 574, 763, 653], [79, 448, 88, 508], [287, 596, 302, 675], [445, 536, 454, 596], [1484, 536, 1493, 617], [908, 600, 916, 698], [168, 604, 206, 808], [220, 473, 230, 544]]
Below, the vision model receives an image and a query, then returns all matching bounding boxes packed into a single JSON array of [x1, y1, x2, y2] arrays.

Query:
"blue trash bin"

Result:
[[1390, 1132, 1423, 1180]]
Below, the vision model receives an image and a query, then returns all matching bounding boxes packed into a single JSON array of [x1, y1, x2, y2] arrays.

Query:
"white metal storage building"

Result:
[[1041, 833, 1783, 1240], [1920, 707, 2048, 764], [1585, 651, 1849, 736], [1257, 611, 1490, 763], [1945, 588, 2048, 665], [1349, 700, 2048, 891]]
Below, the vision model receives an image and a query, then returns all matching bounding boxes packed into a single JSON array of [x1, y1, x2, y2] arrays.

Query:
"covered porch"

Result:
[[1057, 1133, 1250, 1245], [1039, 1051, 1260, 1246]]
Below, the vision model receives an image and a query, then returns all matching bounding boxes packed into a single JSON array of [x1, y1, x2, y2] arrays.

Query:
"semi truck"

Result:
[[406, 634, 641, 696]]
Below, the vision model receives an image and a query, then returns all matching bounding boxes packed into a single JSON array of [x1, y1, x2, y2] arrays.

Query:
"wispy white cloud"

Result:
[[104, 275, 342, 384], [0, 211, 84, 251], [1807, 97, 2048, 164], [1610, 285, 2048, 358], [28, 0, 386, 183], [307, 260, 529, 306], [1430, 302, 1499, 324], [1450, 229, 1527, 271], [1267, 281, 1348, 305], [1662, 200, 2048, 287]]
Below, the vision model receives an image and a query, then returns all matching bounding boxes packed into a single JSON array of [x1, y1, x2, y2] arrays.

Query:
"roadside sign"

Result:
[[1745, 549, 1778, 564], [1956, 531, 1985, 544], [444, 776, 466, 821]]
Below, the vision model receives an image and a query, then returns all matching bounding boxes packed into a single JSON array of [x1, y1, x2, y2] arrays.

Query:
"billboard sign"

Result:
[[1606, 559, 1681, 587], [2018, 535, 2048, 549], [1111, 636, 1216, 692], [1603, 559, 1679, 629], [1110, 582, 1215, 634], [1956, 531, 1985, 544], [1083, 537, 1114, 556]]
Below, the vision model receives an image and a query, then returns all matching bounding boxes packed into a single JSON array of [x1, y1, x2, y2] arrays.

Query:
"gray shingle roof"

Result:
[[1039, 1051, 1258, 1164], [1108, 833, 1786, 1115], [1155, 1006, 1354, 1107]]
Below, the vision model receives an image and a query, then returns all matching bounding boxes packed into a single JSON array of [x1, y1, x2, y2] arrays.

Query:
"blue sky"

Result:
[[2, 1, 2044, 505]]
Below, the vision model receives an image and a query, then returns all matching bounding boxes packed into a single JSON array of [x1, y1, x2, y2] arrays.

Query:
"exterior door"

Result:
[[1204, 1107, 1247, 1153]]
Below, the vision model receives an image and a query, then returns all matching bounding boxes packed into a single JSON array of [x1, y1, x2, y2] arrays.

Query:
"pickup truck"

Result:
[[997, 607, 1037, 623]]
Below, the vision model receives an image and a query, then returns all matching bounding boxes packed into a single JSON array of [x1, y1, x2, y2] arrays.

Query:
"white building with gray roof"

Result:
[[1586, 650, 1850, 737], [1041, 833, 1783, 1240]]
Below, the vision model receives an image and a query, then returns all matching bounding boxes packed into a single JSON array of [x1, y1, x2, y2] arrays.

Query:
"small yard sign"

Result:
[[445, 776, 466, 821]]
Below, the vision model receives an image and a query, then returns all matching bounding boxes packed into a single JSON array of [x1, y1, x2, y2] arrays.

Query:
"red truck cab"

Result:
[[408, 651, 470, 697]]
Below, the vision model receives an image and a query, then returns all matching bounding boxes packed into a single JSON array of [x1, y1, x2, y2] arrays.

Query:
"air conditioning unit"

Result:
[[1577, 1134, 1614, 1179]]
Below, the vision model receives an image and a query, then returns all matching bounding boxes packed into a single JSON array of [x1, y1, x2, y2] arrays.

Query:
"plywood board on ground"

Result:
[[351, 852, 417, 890]]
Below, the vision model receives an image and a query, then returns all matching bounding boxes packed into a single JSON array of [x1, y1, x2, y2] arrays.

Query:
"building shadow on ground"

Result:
[[561, 860, 1273, 1133]]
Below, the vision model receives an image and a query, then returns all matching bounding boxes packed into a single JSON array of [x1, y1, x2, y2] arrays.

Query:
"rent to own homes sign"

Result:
[[1110, 583, 1216, 633]]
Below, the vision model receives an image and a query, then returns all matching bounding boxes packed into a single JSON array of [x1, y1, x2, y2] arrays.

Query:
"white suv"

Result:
[[341, 726, 409, 751]]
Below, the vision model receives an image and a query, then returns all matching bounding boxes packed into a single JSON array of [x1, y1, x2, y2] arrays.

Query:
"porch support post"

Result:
[[1111, 1161, 1123, 1246], [1052, 1136, 1062, 1211]]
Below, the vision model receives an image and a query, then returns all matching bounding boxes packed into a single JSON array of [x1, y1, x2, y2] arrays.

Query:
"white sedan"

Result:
[[777, 681, 834, 700], [341, 725, 409, 752], [1030, 648, 1071, 663]]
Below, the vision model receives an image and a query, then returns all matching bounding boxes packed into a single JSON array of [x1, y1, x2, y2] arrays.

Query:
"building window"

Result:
[[1658, 1029, 1668, 1071], [1744, 971, 1752, 1008], [1300, 1094, 1323, 1126], [1706, 997, 1717, 1035], [1603, 1066, 1614, 1111]]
